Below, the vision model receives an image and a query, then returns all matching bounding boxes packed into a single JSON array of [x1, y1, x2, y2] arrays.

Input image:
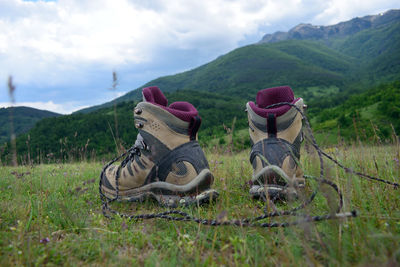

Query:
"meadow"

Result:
[[0, 142, 399, 266]]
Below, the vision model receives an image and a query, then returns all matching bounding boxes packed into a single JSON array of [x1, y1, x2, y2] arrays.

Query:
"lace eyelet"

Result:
[[134, 108, 142, 115]]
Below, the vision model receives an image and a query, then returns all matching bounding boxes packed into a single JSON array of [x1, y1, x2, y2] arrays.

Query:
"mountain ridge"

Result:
[[259, 9, 400, 44], [76, 40, 354, 113], [0, 106, 61, 144]]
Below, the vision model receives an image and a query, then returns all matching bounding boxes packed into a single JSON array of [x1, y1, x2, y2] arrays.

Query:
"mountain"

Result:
[[78, 40, 354, 113], [77, 9, 400, 114], [0, 106, 61, 144], [259, 9, 400, 44]]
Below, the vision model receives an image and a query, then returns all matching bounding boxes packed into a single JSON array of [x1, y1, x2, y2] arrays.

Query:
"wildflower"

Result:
[[40, 237, 50, 244]]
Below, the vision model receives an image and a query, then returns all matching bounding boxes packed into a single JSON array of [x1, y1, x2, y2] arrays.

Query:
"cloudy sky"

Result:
[[0, 0, 399, 114]]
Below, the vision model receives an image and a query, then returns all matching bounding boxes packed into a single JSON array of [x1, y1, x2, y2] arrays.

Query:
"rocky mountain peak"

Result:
[[259, 9, 400, 44]]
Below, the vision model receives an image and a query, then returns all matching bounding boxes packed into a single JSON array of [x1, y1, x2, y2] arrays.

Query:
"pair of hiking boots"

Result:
[[100, 85, 305, 207]]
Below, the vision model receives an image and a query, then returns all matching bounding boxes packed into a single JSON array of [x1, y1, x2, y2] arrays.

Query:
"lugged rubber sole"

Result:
[[101, 169, 218, 207], [249, 184, 298, 201], [107, 189, 219, 208], [250, 166, 305, 201]]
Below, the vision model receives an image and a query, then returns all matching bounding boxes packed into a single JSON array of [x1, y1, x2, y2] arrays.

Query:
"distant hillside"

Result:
[[78, 40, 354, 113], [134, 41, 352, 97], [312, 80, 400, 144], [77, 9, 400, 114], [0, 106, 60, 144]]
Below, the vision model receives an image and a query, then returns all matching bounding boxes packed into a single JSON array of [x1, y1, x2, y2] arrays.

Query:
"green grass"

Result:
[[0, 144, 399, 266]]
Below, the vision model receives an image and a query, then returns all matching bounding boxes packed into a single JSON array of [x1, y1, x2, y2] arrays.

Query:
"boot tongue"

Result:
[[142, 86, 168, 107], [256, 86, 294, 108], [134, 133, 146, 150]]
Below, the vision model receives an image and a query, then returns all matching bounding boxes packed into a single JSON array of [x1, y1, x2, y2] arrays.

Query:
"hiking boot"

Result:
[[100, 86, 218, 207], [246, 86, 305, 200]]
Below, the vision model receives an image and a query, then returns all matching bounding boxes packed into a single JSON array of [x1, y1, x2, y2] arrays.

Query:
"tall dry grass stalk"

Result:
[[222, 116, 236, 154], [7, 76, 17, 166], [110, 71, 121, 155]]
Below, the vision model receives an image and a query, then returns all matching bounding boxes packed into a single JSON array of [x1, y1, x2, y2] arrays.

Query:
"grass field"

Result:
[[0, 144, 399, 266]]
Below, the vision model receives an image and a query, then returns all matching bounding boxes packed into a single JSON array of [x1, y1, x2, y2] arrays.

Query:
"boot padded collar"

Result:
[[142, 86, 199, 122], [249, 86, 300, 117]]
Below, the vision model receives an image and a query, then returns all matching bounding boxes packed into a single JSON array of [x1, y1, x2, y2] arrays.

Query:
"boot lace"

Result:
[[119, 134, 148, 168]]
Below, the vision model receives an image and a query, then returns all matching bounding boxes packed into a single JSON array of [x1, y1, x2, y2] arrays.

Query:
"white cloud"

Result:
[[312, 0, 399, 25], [0, 0, 328, 85]]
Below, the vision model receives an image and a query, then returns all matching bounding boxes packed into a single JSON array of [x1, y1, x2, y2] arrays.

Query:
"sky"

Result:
[[0, 0, 399, 114]]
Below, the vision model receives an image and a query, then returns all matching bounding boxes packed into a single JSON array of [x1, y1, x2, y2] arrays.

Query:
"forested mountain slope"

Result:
[[0, 106, 60, 144]]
